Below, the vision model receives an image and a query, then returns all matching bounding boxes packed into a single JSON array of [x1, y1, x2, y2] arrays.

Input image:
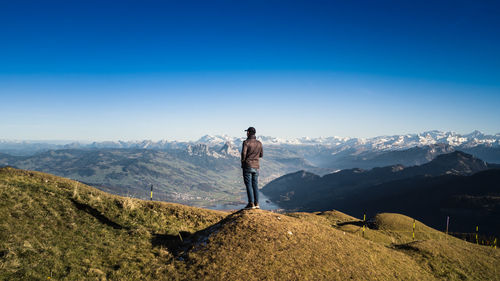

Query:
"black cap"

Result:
[[244, 127, 256, 135]]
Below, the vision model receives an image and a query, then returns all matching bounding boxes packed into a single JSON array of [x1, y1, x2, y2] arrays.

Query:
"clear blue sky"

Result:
[[1, 0, 499, 141]]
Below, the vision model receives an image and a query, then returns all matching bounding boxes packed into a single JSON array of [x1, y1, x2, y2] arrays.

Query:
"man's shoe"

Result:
[[244, 203, 255, 209], [253, 203, 260, 209]]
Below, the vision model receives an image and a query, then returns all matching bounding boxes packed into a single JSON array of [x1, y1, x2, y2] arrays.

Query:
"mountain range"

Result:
[[2, 130, 500, 156]]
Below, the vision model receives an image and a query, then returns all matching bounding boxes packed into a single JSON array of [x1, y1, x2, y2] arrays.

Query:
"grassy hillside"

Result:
[[0, 167, 226, 280], [1, 167, 498, 280]]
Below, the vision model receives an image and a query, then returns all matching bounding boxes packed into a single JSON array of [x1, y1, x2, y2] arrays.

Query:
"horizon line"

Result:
[[1, 129, 499, 144]]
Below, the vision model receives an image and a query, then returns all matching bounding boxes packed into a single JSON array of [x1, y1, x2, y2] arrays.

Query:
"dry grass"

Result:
[[374, 213, 445, 242], [0, 167, 498, 280], [393, 238, 499, 280], [181, 210, 435, 281], [0, 167, 225, 280]]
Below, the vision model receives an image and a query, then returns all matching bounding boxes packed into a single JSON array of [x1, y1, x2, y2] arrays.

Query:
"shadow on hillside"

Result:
[[70, 198, 126, 230], [151, 209, 251, 257], [151, 231, 192, 256], [392, 242, 422, 252], [337, 220, 376, 228]]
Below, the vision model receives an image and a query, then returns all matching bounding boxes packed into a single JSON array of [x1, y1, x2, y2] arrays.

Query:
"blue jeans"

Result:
[[243, 167, 259, 204]]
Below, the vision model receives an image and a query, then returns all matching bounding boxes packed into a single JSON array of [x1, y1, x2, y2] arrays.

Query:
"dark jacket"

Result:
[[241, 135, 263, 169]]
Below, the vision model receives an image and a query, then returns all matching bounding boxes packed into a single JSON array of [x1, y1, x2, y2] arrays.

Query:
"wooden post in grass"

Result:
[[150, 184, 153, 201], [446, 216, 449, 236], [412, 219, 416, 241], [476, 226, 479, 245], [494, 238, 497, 249], [362, 213, 366, 237]]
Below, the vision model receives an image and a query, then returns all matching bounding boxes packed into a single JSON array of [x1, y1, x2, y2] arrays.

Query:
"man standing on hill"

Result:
[[241, 127, 263, 209]]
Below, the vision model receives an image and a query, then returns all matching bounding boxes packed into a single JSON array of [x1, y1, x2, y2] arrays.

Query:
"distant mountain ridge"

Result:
[[263, 151, 493, 207], [263, 151, 490, 203], [2, 130, 500, 155], [2, 131, 500, 170]]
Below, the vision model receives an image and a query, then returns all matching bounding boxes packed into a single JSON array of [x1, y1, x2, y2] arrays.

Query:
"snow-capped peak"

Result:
[[1, 130, 498, 154]]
